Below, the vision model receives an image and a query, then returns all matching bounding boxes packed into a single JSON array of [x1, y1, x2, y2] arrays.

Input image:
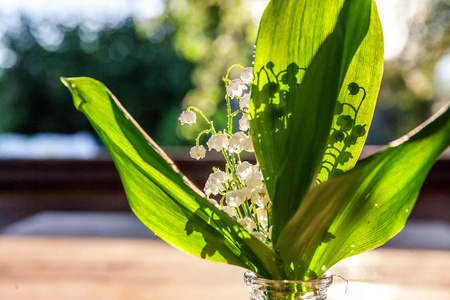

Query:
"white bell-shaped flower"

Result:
[[227, 78, 246, 98], [204, 170, 228, 195], [189, 145, 206, 160], [241, 137, 254, 152], [256, 207, 268, 227], [252, 231, 266, 243], [226, 187, 251, 207], [240, 93, 250, 110], [246, 170, 264, 189], [240, 67, 254, 84], [228, 132, 247, 153], [238, 217, 257, 233], [221, 206, 235, 217], [211, 170, 228, 183], [239, 114, 250, 131], [207, 134, 229, 152], [236, 161, 254, 180], [268, 226, 273, 240], [204, 181, 217, 195], [251, 187, 270, 207], [179, 110, 196, 125]]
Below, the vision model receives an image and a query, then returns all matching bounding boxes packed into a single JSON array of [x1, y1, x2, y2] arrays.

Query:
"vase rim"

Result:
[[244, 270, 333, 286]]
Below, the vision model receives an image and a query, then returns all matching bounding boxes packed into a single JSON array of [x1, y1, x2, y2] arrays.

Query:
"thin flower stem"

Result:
[[187, 106, 211, 125], [242, 200, 252, 218], [230, 152, 237, 171], [226, 94, 233, 134], [209, 122, 217, 135], [234, 206, 243, 219], [221, 150, 242, 190], [224, 64, 244, 133], [231, 110, 247, 117], [217, 136, 242, 190], [226, 64, 245, 78], [223, 75, 233, 135], [222, 149, 233, 171], [195, 129, 212, 147], [231, 173, 242, 189], [252, 203, 259, 223]]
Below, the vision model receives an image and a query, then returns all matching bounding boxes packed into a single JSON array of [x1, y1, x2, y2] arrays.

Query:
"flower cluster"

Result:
[[179, 65, 272, 245]]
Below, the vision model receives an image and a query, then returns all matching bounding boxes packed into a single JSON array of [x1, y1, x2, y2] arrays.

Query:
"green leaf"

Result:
[[317, 3, 384, 183], [277, 105, 450, 279], [61, 77, 286, 279], [250, 0, 376, 245]]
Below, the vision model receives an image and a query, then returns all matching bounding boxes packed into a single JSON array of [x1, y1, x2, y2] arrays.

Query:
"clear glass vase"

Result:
[[244, 271, 332, 300]]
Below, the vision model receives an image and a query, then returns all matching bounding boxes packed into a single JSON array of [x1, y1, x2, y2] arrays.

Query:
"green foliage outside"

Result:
[[0, 16, 194, 145], [160, 0, 258, 142], [0, 1, 257, 146], [0, 0, 448, 147]]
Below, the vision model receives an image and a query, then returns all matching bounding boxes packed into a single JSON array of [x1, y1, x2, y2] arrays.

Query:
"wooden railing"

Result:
[[1, 147, 449, 228]]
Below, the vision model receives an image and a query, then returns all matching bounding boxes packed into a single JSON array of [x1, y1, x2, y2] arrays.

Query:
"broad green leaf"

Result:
[[277, 104, 450, 279], [61, 77, 286, 279], [316, 3, 384, 184], [250, 0, 375, 245]]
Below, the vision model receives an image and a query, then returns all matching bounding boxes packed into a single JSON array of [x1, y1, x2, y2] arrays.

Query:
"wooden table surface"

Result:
[[0, 236, 448, 300]]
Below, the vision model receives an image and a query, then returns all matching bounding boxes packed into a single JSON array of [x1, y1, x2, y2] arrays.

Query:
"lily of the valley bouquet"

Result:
[[62, 0, 449, 293]]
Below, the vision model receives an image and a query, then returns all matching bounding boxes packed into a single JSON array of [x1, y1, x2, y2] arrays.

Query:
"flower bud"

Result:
[[241, 137, 254, 152], [189, 145, 206, 160], [251, 187, 270, 207], [252, 231, 266, 242], [226, 187, 251, 207], [204, 170, 228, 195], [256, 207, 268, 227], [238, 217, 257, 233], [240, 67, 254, 84], [246, 171, 263, 189], [207, 134, 229, 151], [236, 161, 254, 180], [239, 114, 250, 131], [229, 132, 247, 153], [221, 206, 235, 217], [240, 93, 250, 110], [179, 110, 196, 125], [227, 78, 246, 98]]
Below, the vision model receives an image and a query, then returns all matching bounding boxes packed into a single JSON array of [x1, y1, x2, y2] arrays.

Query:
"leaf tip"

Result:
[[60, 77, 85, 109], [61, 77, 77, 92], [60, 77, 79, 90], [60, 76, 70, 88]]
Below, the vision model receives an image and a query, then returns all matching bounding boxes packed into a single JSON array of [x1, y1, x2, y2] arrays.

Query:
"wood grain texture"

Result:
[[0, 237, 449, 300]]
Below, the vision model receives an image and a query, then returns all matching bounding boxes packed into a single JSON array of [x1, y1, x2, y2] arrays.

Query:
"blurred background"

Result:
[[0, 0, 448, 247]]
